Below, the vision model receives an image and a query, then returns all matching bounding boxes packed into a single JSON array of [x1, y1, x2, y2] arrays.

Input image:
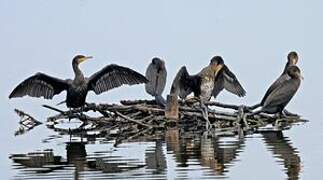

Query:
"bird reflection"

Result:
[[11, 126, 303, 179], [145, 140, 167, 173], [261, 131, 301, 180], [166, 128, 200, 167], [201, 135, 245, 175], [66, 142, 87, 179], [165, 128, 245, 176]]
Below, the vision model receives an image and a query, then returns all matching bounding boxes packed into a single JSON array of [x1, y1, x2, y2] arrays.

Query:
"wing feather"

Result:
[[9, 73, 68, 99], [212, 71, 225, 98], [222, 65, 246, 97], [260, 74, 290, 105], [145, 62, 167, 96], [263, 80, 300, 109], [88, 64, 148, 95]]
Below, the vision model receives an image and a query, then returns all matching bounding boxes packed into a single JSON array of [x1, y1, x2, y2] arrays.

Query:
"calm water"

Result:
[[2, 0, 323, 179], [8, 126, 304, 180]]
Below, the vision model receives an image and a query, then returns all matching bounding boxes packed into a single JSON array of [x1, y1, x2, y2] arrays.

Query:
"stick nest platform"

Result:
[[38, 99, 307, 145]]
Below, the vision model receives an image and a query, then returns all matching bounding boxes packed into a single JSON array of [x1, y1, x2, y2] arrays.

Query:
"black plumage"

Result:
[[251, 65, 302, 116], [212, 65, 246, 99], [145, 57, 167, 96], [145, 57, 167, 106], [174, 56, 224, 102], [174, 56, 245, 101], [9, 55, 148, 108], [260, 51, 299, 106], [250, 51, 299, 110]]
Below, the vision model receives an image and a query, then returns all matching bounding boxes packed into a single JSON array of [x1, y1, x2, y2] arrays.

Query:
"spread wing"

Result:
[[221, 65, 246, 97], [170, 66, 199, 99], [212, 71, 225, 98], [9, 73, 68, 99], [260, 74, 291, 105], [263, 80, 300, 109], [178, 66, 195, 99], [145, 63, 167, 96], [88, 64, 148, 95]]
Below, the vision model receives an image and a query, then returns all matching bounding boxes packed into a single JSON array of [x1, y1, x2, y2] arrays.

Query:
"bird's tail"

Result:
[[155, 95, 166, 107]]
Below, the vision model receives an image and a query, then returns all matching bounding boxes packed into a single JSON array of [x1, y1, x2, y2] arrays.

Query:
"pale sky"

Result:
[[1, 0, 322, 179]]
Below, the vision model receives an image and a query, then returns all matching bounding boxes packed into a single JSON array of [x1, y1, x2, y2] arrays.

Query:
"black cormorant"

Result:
[[9, 55, 148, 108], [211, 59, 246, 99], [250, 51, 299, 113], [145, 57, 167, 106], [249, 65, 303, 117], [172, 56, 225, 128], [176, 56, 246, 101], [175, 56, 224, 102]]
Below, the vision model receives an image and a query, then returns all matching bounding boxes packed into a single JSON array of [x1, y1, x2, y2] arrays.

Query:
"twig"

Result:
[[114, 111, 154, 129], [42, 104, 65, 114], [205, 101, 242, 110]]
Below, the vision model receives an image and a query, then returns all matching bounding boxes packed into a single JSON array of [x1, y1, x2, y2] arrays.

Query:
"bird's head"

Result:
[[72, 55, 93, 65], [152, 57, 166, 71], [210, 56, 224, 75], [287, 51, 298, 65], [287, 65, 303, 80]]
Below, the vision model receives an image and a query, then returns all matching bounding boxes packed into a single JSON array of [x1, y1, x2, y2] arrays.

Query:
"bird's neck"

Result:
[[73, 63, 85, 82], [283, 62, 291, 74]]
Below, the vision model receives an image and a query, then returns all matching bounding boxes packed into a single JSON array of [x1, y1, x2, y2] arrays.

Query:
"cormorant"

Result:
[[249, 65, 303, 117], [145, 57, 167, 107], [172, 56, 224, 128], [211, 59, 246, 99], [176, 56, 246, 101], [250, 51, 299, 115], [9, 55, 148, 108], [175, 56, 224, 102]]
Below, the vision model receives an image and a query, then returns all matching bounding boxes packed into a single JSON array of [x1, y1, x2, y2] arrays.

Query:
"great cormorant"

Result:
[[211, 59, 246, 99], [9, 55, 148, 108], [176, 56, 246, 101], [145, 57, 167, 106], [175, 56, 224, 102], [171, 56, 224, 128], [250, 51, 299, 113], [249, 65, 303, 117]]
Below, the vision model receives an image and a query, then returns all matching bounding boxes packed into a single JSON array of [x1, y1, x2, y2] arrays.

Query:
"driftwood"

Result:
[[41, 99, 308, 145]]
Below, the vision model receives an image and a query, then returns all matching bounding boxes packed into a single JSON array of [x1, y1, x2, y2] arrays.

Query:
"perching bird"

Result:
[[172, 56, 225, 129], [176, 56, 246, 101], [145, 57, 167, 106], [211, 60, 246, 99], [9, 55, 148, 108], [175, 56, 225, 102], [250, 51, 299, 113], [249, 65, 303, 117]]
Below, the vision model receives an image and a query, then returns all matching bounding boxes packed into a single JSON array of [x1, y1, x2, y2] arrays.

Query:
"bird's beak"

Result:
[[79, 56, 93, 63]]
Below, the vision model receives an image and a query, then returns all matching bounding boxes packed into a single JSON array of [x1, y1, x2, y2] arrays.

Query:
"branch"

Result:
[[114, 111, 155, 129]]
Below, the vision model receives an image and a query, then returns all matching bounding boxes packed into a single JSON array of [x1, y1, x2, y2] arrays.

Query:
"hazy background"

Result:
[[1, 0, 322, 179]]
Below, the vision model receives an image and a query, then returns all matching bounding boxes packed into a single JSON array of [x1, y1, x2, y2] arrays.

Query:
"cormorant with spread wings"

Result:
[[9, 55, 148, 108]]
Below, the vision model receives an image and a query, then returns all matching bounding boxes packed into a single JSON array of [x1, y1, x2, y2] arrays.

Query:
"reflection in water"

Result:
[[10, 128, 302, 179], [145, 140, 167, 173], [14, 109, 42, 136], [166, 128, 245, 178], [66, 142, 87, 179], [10, 150, 66, 173], [261, 131, 302, 180], [201, 135, 245, 175]]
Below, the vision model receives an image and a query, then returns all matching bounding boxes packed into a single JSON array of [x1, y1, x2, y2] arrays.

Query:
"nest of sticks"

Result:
[[37, 99, 307, 145]]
